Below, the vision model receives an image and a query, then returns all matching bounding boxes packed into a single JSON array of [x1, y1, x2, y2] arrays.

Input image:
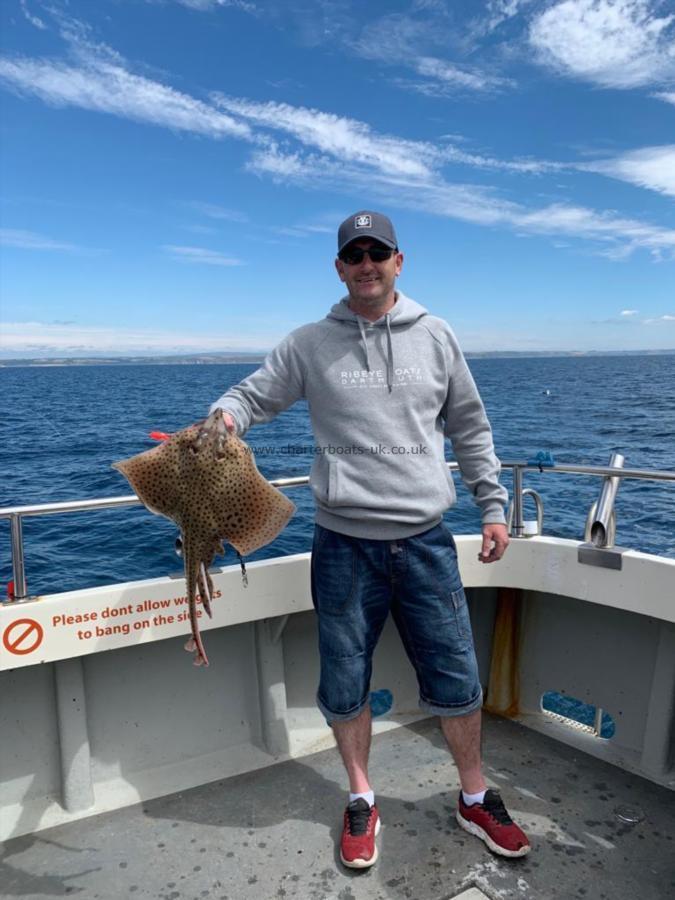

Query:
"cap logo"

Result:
[[354, 214, 372, 229]]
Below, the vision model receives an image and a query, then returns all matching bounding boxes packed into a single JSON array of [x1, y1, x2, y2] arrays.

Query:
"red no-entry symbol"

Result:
[[3, 618, 44, 656]]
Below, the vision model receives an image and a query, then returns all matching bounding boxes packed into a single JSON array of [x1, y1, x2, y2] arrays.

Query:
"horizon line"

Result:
[[2, 348, 674, 364]]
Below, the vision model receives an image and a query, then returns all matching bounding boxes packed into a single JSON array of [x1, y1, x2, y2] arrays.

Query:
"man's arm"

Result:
[[210, 334, 305, 435], [440, 334, 509, 558]]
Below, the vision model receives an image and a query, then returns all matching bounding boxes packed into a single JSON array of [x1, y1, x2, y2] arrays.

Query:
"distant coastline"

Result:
[[1, 349, 674, 367]]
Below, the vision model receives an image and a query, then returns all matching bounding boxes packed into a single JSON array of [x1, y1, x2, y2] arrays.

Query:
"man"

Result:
[[211, 210, 530, 867]]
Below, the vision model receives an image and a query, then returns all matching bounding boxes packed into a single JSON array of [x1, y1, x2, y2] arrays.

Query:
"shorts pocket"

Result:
[[419, 528, 462, 597], [440, 521, 458, 555], [450, 586, 471, 643], [311, 527, 357, 614]]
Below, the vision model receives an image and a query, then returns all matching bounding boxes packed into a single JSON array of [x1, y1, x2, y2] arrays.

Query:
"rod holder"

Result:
[[584, 453, 624, 549]]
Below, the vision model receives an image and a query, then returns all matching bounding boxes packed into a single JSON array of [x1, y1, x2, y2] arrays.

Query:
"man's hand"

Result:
[[198, 411, 236, 433], [478, 523, 509, 563], [189, 411, 236, 439]]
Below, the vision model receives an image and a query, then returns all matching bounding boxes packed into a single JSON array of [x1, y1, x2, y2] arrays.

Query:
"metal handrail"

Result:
[[0, 478, 312, 520], [2, 462, 675, 522], [506, 462, 675, 481], [505, 460, 675, 538], [2, 461, 675, 601]]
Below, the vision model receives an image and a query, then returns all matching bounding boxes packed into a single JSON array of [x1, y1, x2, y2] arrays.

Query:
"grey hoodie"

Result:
[[210, 291, 507, 539]]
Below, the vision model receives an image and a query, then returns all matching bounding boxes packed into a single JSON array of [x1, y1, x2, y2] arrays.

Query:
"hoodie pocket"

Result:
[[311, 455, 340, 505], [312, 456, 364, 508], [438, 457, 456, 508], [327, 459, 339, 504]]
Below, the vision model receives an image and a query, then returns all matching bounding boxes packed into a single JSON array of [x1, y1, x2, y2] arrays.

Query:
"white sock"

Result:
[[462, 789, 487, 806], [349, 790, 374, 807]]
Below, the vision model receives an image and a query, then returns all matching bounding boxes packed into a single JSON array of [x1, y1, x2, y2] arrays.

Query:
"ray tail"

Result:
[[183, 541, 209, 667], [198, 563, 214, 619], [236, 552, 248, 588]]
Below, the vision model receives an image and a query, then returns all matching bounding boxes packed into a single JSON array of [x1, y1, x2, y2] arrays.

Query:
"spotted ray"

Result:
[[112, 409, 295, 666]]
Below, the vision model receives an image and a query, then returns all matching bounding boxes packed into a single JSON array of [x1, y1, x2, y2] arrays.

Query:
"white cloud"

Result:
[[510, 202, 675, 257], [246, 143, 318, 180], [271, 217, 335, 238], [1, 228, 82, 252], [20, 0, 47, 30], [1, 23, 673, 261], [351, 11, 513, 96], [529, 0, 675, 88], [162, 245, 245, 265], [0, 321, 274, 357], [244, 145, 675, 258], [654, 90, 675, 104], [414, 56, 514, 93], [351, 13, 442, 64], [440, 139, 675, 195], [582, 145, 675, 197], [620, 309, 639, 315], [174, 0, 257, 10], [412, 0, 448, 11], [190, 202, 249, 222], [643, 314, 675, 323], [440, 144, 565, 174], [215, 96, 437, 178], [484, 0, 535, 31], [0, 54, 250, 139]]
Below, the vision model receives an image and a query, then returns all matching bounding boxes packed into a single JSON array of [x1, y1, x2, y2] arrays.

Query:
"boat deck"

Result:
[[1, 712, 673, 900]]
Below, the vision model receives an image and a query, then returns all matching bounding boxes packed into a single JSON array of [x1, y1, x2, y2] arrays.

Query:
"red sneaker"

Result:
[[340, 798, 381, 868], [457, 789, 530, 858]]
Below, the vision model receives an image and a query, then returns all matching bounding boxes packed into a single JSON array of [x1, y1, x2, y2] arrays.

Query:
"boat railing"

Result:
[[2, 461, 674, 601]]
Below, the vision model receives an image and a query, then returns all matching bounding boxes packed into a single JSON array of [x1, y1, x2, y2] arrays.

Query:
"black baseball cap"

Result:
[[337, 210, 398, 253]]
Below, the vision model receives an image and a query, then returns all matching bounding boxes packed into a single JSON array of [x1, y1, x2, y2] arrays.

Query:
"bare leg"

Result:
[[332, 705, 373, 793], [439, 708, 487, 794]]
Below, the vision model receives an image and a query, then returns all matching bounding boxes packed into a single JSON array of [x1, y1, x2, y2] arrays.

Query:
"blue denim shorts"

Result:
[[310, 521, 483, 722]]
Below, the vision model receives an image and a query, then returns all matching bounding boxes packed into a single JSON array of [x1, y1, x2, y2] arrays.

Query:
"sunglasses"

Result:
[[338, 245, 396, 265]]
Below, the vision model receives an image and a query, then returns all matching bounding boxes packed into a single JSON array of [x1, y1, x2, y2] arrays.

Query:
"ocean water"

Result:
[[1, 355, 674, 597]]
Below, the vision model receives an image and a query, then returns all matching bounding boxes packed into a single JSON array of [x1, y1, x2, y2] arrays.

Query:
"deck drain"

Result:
[[614, 804, 644, 824]]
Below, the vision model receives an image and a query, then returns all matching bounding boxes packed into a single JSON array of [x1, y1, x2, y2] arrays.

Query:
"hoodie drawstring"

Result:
[[357, 317, 372, 372], [385, 314, 394, 393], [357, 314, 394, 391]]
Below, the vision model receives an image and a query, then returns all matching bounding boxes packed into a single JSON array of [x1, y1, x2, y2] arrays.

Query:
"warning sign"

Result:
[[47, 594, 217, 643], [0, 554, 313, 671], [3, 618, 44, 656], [0, 583, 228, 671]]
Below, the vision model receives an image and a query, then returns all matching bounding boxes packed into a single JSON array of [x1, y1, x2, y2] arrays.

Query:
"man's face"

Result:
[[335, 238, 404, 310]]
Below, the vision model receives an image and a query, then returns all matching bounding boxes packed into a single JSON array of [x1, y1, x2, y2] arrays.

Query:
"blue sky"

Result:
[[1, 0, 674, 357]]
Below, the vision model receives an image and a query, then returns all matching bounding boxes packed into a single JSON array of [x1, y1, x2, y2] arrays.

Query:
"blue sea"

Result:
[[1, 355, 674, 598]]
